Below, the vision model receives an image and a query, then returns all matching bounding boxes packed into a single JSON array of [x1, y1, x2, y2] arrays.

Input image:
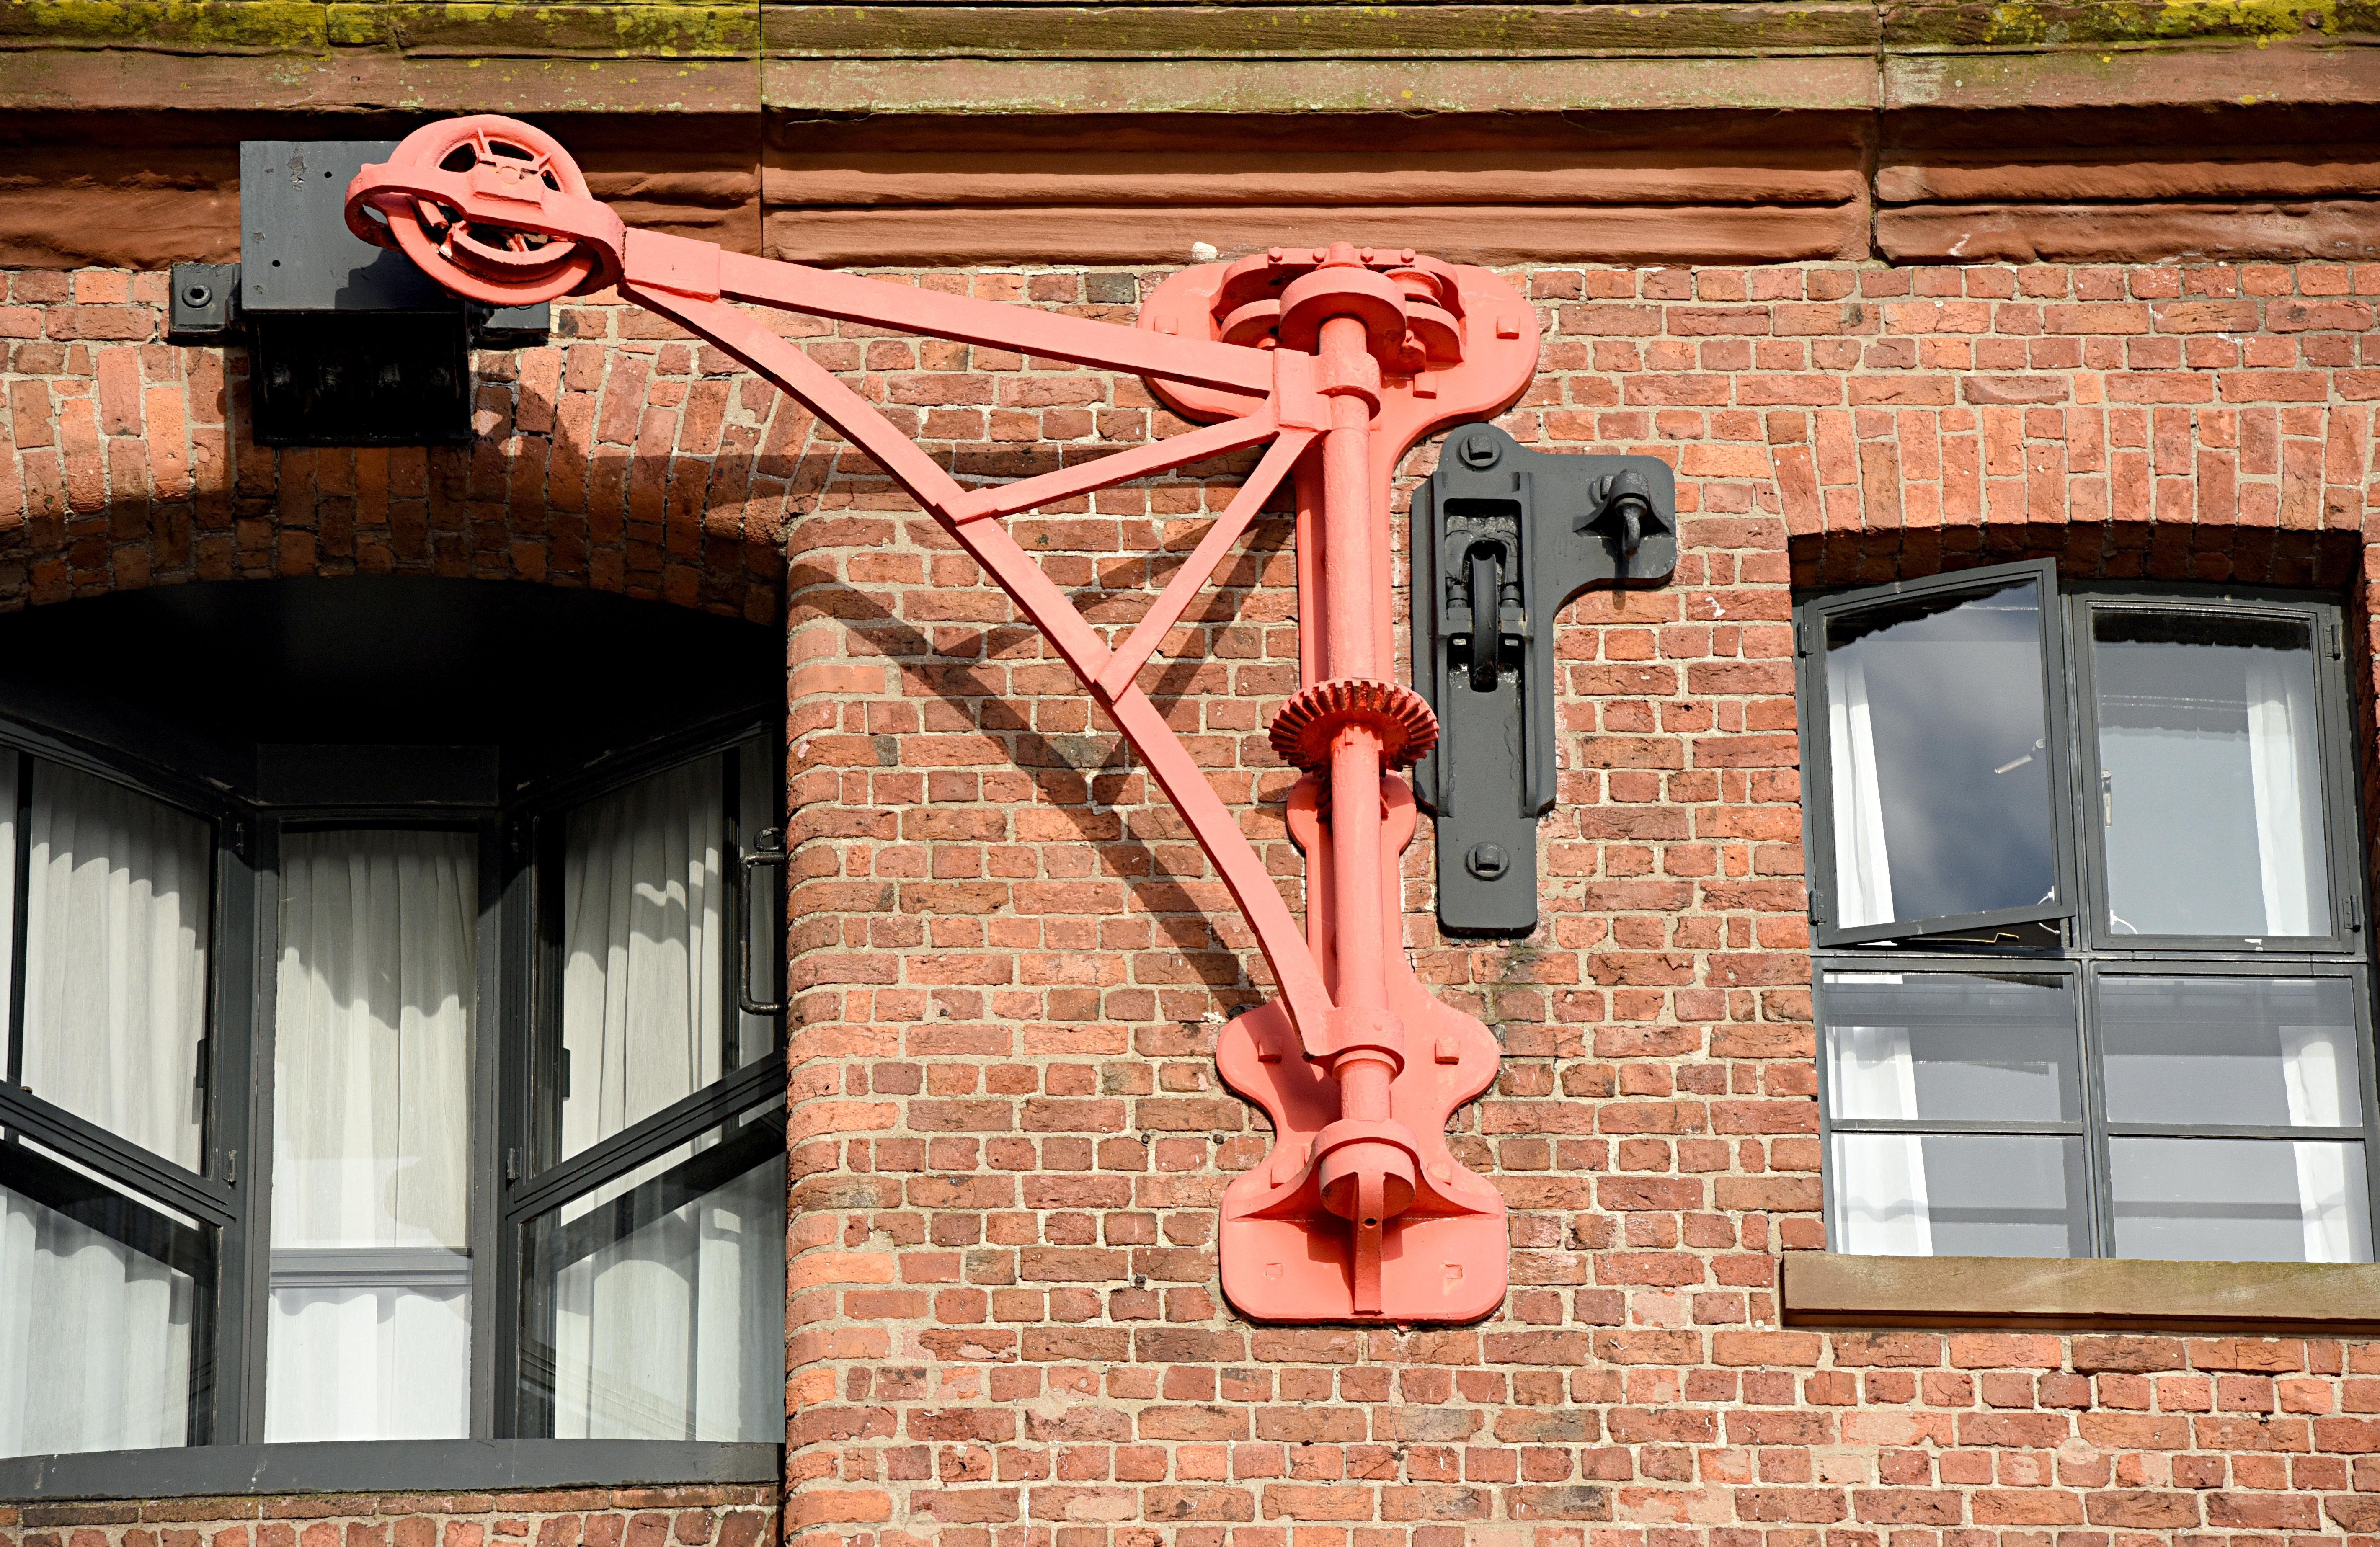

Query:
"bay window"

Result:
[[1800, 560, 2375, 1262], [0, 579, 787, 1473]]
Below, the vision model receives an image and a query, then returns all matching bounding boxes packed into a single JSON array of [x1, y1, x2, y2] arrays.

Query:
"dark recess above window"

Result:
[[0, 579, 782, 803]]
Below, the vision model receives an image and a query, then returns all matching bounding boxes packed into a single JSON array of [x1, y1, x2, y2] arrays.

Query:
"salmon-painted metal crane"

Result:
[[347, 115, 1538, 1322]]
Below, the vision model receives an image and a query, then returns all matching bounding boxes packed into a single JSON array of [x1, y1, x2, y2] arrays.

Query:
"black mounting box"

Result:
[[1412, 423, 1680, 936], [168, 141, 550, 447]]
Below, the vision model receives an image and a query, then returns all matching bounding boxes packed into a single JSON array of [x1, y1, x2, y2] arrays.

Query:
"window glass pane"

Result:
[[266, 828, 475, 1443], [0, 1148, 207, 1456], [1823, 971, 2078, 1122], [1831, 1132, 2088, 1257], [2101, 975, 2362, 1128], [521, 1108, 785, 1441], [560, 753, 764, 1163], [2091, 609, 2331, 938], [2111, 1136, 2371, 1262], [20, 762, 211, 1171], [1822, 576, 2056, 931]]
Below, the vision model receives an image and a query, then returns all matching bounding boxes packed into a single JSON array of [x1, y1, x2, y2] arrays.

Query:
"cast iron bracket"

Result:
[[168, 140, 548, 446], [1412, 423, 1677, 936]]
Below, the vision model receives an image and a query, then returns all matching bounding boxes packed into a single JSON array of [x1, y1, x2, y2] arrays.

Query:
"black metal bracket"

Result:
[[166, 140, 550, 446], [1411, 423, 1679, 936]]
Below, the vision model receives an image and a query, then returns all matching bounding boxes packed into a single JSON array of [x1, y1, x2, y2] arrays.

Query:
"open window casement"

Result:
[[1802, 559, 2077, 948]]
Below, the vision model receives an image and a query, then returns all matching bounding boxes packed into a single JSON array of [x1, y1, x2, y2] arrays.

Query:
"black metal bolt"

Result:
[[1465, 842, 1509, 880], [1458, 434, 1500, 469]]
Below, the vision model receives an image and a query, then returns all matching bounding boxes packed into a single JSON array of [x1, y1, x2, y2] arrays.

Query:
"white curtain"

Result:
[[1828, 975, 1933, 1256], [2282, 1025, 2360, 1261], [1827, 652, 1896, 929], [547, 1149, 783, 1441], [560, 756, 728, 1160], [20, 763, 210, 1171], [265, 829, 475, 1442], [0, 1181, 195, 1457], [2246, 653, 2322, 936]]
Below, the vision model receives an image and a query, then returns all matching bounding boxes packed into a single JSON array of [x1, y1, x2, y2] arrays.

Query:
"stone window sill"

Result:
[[0, 1440, 782, 1503], [1781, 1251, 2380, 1333]]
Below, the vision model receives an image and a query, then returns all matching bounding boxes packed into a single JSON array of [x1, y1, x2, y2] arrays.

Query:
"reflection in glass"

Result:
[[1824, 578, 2056, 932], [2112, 1137, 2370, 1262], [2092, 610, 2329, 937], [558, 749, 773, 1166], [522, 1111, 785, 1442], [1831, 1132, 2088, 1257], [2101, 976, 2361, 1129], [0, 1146, 206, 1456], [266, 829, 476, 1442], [1824, 972, 2078, 1123], [18, 762, 211, 1170]]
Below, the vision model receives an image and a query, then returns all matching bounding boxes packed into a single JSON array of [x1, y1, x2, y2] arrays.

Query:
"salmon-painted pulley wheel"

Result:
[[345, 116, 610, 306]]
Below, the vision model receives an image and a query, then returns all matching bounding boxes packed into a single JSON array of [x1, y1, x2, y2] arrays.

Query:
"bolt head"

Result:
[[1458, 434, 1500, 469], [1465, 842, 1510, 881]]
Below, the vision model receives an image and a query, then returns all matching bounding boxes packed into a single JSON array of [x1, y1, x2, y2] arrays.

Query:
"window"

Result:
[[0, 580, 786, 1462], [1800, 560, 2374, 1263]]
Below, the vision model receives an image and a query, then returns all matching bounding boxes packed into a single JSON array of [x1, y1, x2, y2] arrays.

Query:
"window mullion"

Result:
[[206, 802, 263, 1447], [6, 748, 28, 1089], [467, 817, 509, 1440]]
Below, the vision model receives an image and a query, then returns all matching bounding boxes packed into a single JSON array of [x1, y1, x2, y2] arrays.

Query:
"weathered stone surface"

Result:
[[0, 113, 762, 267], [757, 3, 1880, 58], [1878, 152, 2380, 202], [0, 47, 761, 112], [1884, 37, 2380, 108], [1878, 198, 2380, 261], [761, 200, 1871, 265], [1784, 1253, 2380, 1331], [1885, 0, 2380, 48], [761, 52, 1882, 112]]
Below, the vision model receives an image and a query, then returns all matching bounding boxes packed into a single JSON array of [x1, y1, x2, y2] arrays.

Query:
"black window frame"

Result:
[[495, 722, 790, 1441], [1800, 568, 2380, 1261], [0, 722, 253, 1448], [1797, 557, 2081, 949], [0, 703, 787, 1488]]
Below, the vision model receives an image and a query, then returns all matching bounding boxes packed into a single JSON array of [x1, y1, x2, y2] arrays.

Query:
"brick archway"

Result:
[[0, 270, 800, 621]]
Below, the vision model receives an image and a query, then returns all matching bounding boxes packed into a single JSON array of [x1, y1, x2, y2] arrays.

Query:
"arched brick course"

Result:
[[0, 269, 795, 619]]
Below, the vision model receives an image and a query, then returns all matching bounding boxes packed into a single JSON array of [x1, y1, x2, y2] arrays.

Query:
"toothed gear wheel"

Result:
[[1267, 678, 1439, 773]]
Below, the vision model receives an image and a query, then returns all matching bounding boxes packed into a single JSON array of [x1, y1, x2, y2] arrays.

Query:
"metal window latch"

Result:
[[736, 826, 789, 1017], [1412, 423, 1678, 935]]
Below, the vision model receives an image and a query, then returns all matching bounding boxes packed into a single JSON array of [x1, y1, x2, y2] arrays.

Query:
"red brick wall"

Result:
[[0, 270, 786, 619], [5, 262, 2380, 1541], [0, 1488, 777, 1547]]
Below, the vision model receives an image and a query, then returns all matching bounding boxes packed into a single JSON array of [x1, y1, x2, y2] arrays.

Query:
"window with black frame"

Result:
[[1799, 559, 2376, 1264], [0, 580, 787, 1470]]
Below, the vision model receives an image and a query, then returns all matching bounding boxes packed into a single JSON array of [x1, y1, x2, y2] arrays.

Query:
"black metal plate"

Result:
[[1412, 423, 1678, 936]]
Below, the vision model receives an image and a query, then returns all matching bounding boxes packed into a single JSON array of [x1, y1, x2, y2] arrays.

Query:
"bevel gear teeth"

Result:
[[1267, 678, 1440, 774]]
